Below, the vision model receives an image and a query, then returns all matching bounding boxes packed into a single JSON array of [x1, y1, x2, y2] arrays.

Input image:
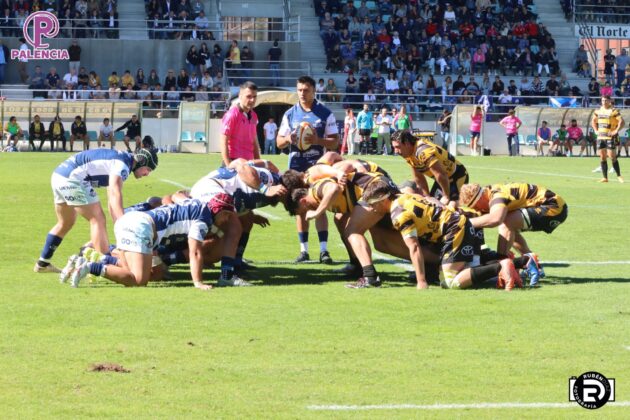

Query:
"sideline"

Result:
[[307, 401, 630, 411]]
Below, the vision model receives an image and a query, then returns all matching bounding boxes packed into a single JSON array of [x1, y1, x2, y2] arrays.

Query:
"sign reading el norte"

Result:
[[576, 24, 630, 39], [11, 11, 69, 60]]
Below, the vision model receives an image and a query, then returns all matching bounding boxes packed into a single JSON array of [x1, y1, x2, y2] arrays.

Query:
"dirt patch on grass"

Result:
[[89, 363, 130, 373]]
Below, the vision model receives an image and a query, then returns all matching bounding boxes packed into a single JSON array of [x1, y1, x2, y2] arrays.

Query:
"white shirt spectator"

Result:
[[263, 121, 278, 140], [63, 72, 78, 87], [376, 114, 392, 134], [100, 123, 114, 138]]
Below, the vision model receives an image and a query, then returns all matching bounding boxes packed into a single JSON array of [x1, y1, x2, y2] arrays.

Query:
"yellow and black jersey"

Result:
[[593, 106, 622, 140], [404, 140, 463, 180], [390, 193, 465, 243], [310, 171, 396, 214], [354, 159, 390, 178], [487, 183, 566, 212]]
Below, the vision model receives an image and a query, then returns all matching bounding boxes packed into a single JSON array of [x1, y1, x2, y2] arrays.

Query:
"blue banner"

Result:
[[549, 97, 578, 108]]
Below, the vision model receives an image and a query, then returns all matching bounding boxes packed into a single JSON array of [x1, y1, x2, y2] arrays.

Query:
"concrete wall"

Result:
[[1, 38, 301, 84], [222, 1, 285, 18]]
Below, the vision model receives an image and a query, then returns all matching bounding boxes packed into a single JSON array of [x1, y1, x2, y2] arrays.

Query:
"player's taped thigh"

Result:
[[519, 208, 533, 232], [441, 268, 461, 289]]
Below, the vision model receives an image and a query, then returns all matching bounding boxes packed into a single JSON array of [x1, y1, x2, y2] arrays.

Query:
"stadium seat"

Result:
[[87, 130, 98, 142], [194, 131, 206, 142], [518, 134, 525, 145], [526, 135, 537, 145], [114, 131, 125, 141], [180, 131, 193, 142], [382, 14, 390, 23], [365, 0, 376, 11]]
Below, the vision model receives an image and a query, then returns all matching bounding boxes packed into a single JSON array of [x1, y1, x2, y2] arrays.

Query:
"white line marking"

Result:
[[465, 166, 596, 180], [623, 345, 630, 351], [253, 209, 282, 221], [546, 261, 630, 265], [307, 401, 630, 411], [159, 178, 190, 189], [372, 251, 412, 270]]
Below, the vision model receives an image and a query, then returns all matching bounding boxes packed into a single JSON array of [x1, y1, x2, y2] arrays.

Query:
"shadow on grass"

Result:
[[541, 275, 630, 285]]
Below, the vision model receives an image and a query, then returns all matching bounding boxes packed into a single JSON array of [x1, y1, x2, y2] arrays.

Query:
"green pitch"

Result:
[[1, 152, 629, 418]]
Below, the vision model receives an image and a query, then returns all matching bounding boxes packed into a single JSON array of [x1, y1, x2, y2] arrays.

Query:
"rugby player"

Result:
[[391, 130, 468, 207], [285, 171, 442, 288], [362, 180, 523, 291], [277, 75, 339, 264], [34, 148, 158, 273], [592, 95, 625, 183], [66, 195, 242, 289], [459, 182, 568, 286]]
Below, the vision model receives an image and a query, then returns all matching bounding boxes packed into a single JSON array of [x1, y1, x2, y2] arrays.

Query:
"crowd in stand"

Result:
[[25, 41, 233, 114], [0, 0, 120, 39], [562, 0, 630, 24], [313, 0, 579, 115], [146, 0, 215, 40]]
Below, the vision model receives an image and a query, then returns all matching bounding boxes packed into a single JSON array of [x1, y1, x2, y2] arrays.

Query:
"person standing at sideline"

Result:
[[277, 75, 339, 264], [592, 95, 625, 183], [499, 109, 522, 156], [18, 38, 29, 83], [263, 117, 278, 155], [437, 109, 452, 148], [376, 107, 392, 155], [220, 81, 260, 166], [469, 106, 483, 156], [343, 108, 357, 155], [356, 103, 373, 155]]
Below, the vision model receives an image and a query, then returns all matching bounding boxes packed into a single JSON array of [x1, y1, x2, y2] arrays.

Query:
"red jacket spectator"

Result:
[[525, 21, 539, 37], [459, 22, 474, 36], [376, 29, 391, 45], [426, 21, 438, 36], [486, 25, 498, 38], [512, 23, 526, 37]]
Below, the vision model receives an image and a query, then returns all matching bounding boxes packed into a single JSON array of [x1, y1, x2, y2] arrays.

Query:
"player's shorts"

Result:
[[359, 128, 372, 137], [598, 135, 619, 150], [51, 173, 100, 206], [190, 179, 226, 204], [621, 137, 629, 145], [114, 211, 155, 255], [520, 202, 568, 234], [429, 164, 469, 202], [440, 217, 476, 265], [470, 130, 480, 137]]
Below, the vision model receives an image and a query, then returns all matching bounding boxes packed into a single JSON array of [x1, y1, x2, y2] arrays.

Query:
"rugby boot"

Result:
[[59, 254, 80, 283], [498, 259, 522, 291]]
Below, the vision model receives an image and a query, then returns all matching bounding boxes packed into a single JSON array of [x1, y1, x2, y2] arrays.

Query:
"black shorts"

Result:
[[359, 128, 372, 137], [521, 203, 568, 234], [441, 218, 476, 265], [429, 164, 469, 202], [598, 136, 619, 150]]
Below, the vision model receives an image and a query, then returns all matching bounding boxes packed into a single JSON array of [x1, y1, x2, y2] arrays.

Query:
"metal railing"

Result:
[[0, 16, 300, 41], [573, 2, 630, 24], [222, 60, 312, 87]]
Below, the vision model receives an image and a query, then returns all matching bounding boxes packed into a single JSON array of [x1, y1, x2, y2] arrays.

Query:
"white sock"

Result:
[[320, 241, 328, 253], [300, 242, 308, 253]]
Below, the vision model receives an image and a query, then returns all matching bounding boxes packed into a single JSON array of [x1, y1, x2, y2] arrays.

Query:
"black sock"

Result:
[[425, 263, 440, 285], [512, 256, 529, 270], [613, 159, 621, 176], [362, 264, 378, 282], [470, 262, 501, 286], [601, 160, 609, 179]]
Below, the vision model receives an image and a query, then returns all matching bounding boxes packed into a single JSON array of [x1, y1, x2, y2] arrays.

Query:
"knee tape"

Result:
[[442, 268, 461, 289]]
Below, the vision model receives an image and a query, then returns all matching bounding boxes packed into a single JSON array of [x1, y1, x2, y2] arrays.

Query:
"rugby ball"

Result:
[[295, 122, 314, 151]]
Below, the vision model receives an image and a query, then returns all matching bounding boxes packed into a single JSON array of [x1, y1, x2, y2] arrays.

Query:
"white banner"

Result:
[[575, 24, 630, 39]]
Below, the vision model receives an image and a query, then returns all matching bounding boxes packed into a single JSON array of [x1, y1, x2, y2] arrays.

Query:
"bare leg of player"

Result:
[[103, 251, 152, 286], [497, 211, 526, 256], [75, 203, 110, 254], [344, 206, 384, 267]]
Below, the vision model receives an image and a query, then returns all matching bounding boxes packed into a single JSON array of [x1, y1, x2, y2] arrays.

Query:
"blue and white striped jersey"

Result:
[[53, 149, 133, 187], [147, 199, 214, 248]]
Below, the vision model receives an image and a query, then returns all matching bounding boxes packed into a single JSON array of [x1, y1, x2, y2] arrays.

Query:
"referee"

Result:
[[592, 95, 625, 183]]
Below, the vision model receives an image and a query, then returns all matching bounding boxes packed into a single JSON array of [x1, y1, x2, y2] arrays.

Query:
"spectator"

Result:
[[147, 69, 160, 88], [108, 71, 120, 88], [88, 70, 101, 90], [177, 68, 189, 90], [115, 114, 142, 152], [48, 116, 66, 151], [600, 81, 613, 97], [194, 11, 213, 40], [342, 108, 357, 155], [121, 70, 135, 88], [164, 69, 177, 91], [105, 7, 118, 39], [200, 71, 213, 90], [437, 109, 452, 148], [29, 65, 47, 98], [68, 40, 81, 73], [536, 120, 553, 156], [108, 83, 121, 100], [546, 74, 560, 97], [17, 37, 28, 83], [263, 117, 278, 155], [62, 68, 78, 89], [603, 49, 615, 85], [385, 72, 399, 93], [558, 73, 571, 96], [98, 117, 115, 149], [268, 40, 282, 87], [195, 85, 209, 102], [92, 84, 106, 99], [25, 115, 45, 151], [566, 119, 585, 157], [186, 45, 200, 76], [228, 40, 241, 83], [325, 78, 339, 102], [135, 69, 145, 89], [375, 107, 391, 155], [356, 103, 373, 155], [89, 9, 102, 38], [616, 49, 630, 89], [499, 109, 522, 156], [199, 42, 211, 75], [69, 115, 88, 152], [165, 86, 180, 109], [491, 75, 505, 96], [574, 45, 590, 77], [469, 106, 484, 156], [241, 45, 254, 80]]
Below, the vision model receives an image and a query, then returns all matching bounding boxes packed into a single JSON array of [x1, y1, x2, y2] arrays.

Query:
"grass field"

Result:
[[1, 151, 629, 418]]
